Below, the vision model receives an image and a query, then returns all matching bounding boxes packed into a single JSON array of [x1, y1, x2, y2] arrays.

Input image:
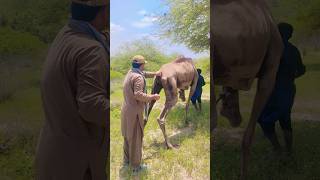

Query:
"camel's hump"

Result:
[[159, 57, 196, 78]]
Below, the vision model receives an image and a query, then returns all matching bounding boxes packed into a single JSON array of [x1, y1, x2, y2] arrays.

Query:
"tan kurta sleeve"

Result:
[[133, 75, 154, 102], [76, 45, 108, 127], [144, 71, 157, 78]]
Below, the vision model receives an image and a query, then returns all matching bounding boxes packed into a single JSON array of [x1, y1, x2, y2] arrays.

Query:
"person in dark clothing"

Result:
[[191, 68, 206, 111], [258, 22, 306, 153]]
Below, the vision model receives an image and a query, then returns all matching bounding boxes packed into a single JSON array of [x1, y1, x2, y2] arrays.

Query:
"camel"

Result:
[[146, 57, 198, 149], [211, 0, 283, 179]]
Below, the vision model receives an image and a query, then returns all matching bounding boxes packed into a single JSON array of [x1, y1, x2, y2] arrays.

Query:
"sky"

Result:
[[110, 0, 208, 59]]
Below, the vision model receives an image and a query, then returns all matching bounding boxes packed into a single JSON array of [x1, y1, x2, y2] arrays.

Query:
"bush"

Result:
[[0, 27, 45, 55], [195, 57, 210, 76], [0, 76, 16, 102], [0, 55, 43, 103], [111, 38, 171, 74], [0, 0, 69, 43], [110, 70, 123, 80]]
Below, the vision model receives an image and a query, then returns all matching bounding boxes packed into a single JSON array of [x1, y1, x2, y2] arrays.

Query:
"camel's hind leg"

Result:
[[240, 24, 283, 180]]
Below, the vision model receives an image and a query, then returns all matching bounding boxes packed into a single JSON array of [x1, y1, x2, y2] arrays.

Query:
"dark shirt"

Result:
[[194, 74, 205, 96], [261, 41, 306, 117], [276, 42, 305, 86], [197, 75, 205, 91]]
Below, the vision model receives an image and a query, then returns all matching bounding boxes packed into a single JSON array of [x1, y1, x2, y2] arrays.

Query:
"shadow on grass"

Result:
[[147, 100, 209, 148], [146, 126, 197, 155], [167, 100, 210, 130], [212, 121, 320, 180], [306, 63, 320, 72]]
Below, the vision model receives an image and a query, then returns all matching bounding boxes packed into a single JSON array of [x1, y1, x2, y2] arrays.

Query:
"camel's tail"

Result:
[[147, 76, 163, 117]]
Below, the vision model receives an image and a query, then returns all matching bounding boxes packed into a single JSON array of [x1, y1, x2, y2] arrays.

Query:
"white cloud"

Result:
[[138, 9, 147, 15], [110, 22, 124, 33], [132, 16, 158, 28]]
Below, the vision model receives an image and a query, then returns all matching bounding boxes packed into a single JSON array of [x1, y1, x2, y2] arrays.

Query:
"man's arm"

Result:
[[295, 48, 306, 78], [133, 75, 158, 102], [76, 46, 108, 127], [144, 71, 161, 78], [201, 76, 206, 86]]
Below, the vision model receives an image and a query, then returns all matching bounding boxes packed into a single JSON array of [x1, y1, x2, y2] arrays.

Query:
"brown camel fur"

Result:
[[211, 0, 283, 179], [146, 57, 198, 149]]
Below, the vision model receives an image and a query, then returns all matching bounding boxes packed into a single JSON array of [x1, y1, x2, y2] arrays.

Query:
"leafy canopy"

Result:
[[158, 0, 210, 53]]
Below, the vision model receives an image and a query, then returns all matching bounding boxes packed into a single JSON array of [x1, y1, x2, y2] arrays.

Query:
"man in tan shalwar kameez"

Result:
[[121, 55, 161, 174], [35, 1, 110, 180]]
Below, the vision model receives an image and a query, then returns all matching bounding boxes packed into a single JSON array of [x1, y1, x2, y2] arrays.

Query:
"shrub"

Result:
[[0, 27, 45, 55]]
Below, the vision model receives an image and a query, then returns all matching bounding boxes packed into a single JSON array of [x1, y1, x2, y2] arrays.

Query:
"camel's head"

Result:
[[220, 87, 242, 128], [179, 90, 186, 102], [148, 76, 163, 117]]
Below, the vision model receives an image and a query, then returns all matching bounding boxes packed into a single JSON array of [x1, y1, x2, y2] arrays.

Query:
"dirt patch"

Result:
[[292, 112, 320, 122], [169, 126, 194, 139], [212, 127, 244, 144]]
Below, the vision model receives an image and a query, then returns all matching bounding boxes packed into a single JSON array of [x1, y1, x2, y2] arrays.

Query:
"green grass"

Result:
[[0, 27, 45, 55], [0, 44, 318, 180], [110, 76, 210, 179], [0, 87, 43, 180], [0, 55, 44, 180], [212, 50, 320, 179]]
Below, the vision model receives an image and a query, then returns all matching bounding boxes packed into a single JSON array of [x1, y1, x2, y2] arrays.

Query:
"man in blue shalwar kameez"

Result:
[[258, 23, 306, 153], [191, 69, 206, 111]]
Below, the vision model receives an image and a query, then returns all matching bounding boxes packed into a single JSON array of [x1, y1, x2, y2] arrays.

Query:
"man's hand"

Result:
[[152, 94, 160, 101], [155, 71, 162, 77]]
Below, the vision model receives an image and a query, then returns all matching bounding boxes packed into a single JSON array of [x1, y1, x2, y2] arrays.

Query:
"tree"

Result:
[[158, 0, 209, 53], [111, 38, 170, 74], [271, 0, 320, 49], [0, 0, 69, 43]]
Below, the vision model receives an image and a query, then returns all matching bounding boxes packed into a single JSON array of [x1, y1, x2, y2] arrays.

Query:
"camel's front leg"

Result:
[[157, 104, 176, 149], [240, 78, 278, 179], [240, 24, 283, 180], [240, 80, 273, 180], [157, 77, 179, 149]]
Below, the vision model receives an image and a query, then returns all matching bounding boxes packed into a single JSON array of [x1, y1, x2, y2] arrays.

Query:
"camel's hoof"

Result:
[[220, 109, 242, 127], [185, 120, 189, 126], [166, 143, 179, 150]]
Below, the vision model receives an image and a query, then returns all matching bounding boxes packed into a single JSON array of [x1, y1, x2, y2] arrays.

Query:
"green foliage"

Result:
[[295, 0, 320, 32], [195, 57, 210, 77], [110, 91, 210, 179], [0, 53, 43, 104], [271, 0, 320, 46], [0, 27, 45, 55], [158, 0, 209, 52], [110, 70, 123, 80], [111, 38, 171, 74], [0, 0, 69, 43], [0, 87, 43, 180]]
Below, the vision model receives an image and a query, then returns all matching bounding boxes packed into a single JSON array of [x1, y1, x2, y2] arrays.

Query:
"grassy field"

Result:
[[212, 51, 320, 180], [1, 46, 318, 180], [110, 74, 210, 180], [0, 55, 43, 180], [0, 34, 210, 179]]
